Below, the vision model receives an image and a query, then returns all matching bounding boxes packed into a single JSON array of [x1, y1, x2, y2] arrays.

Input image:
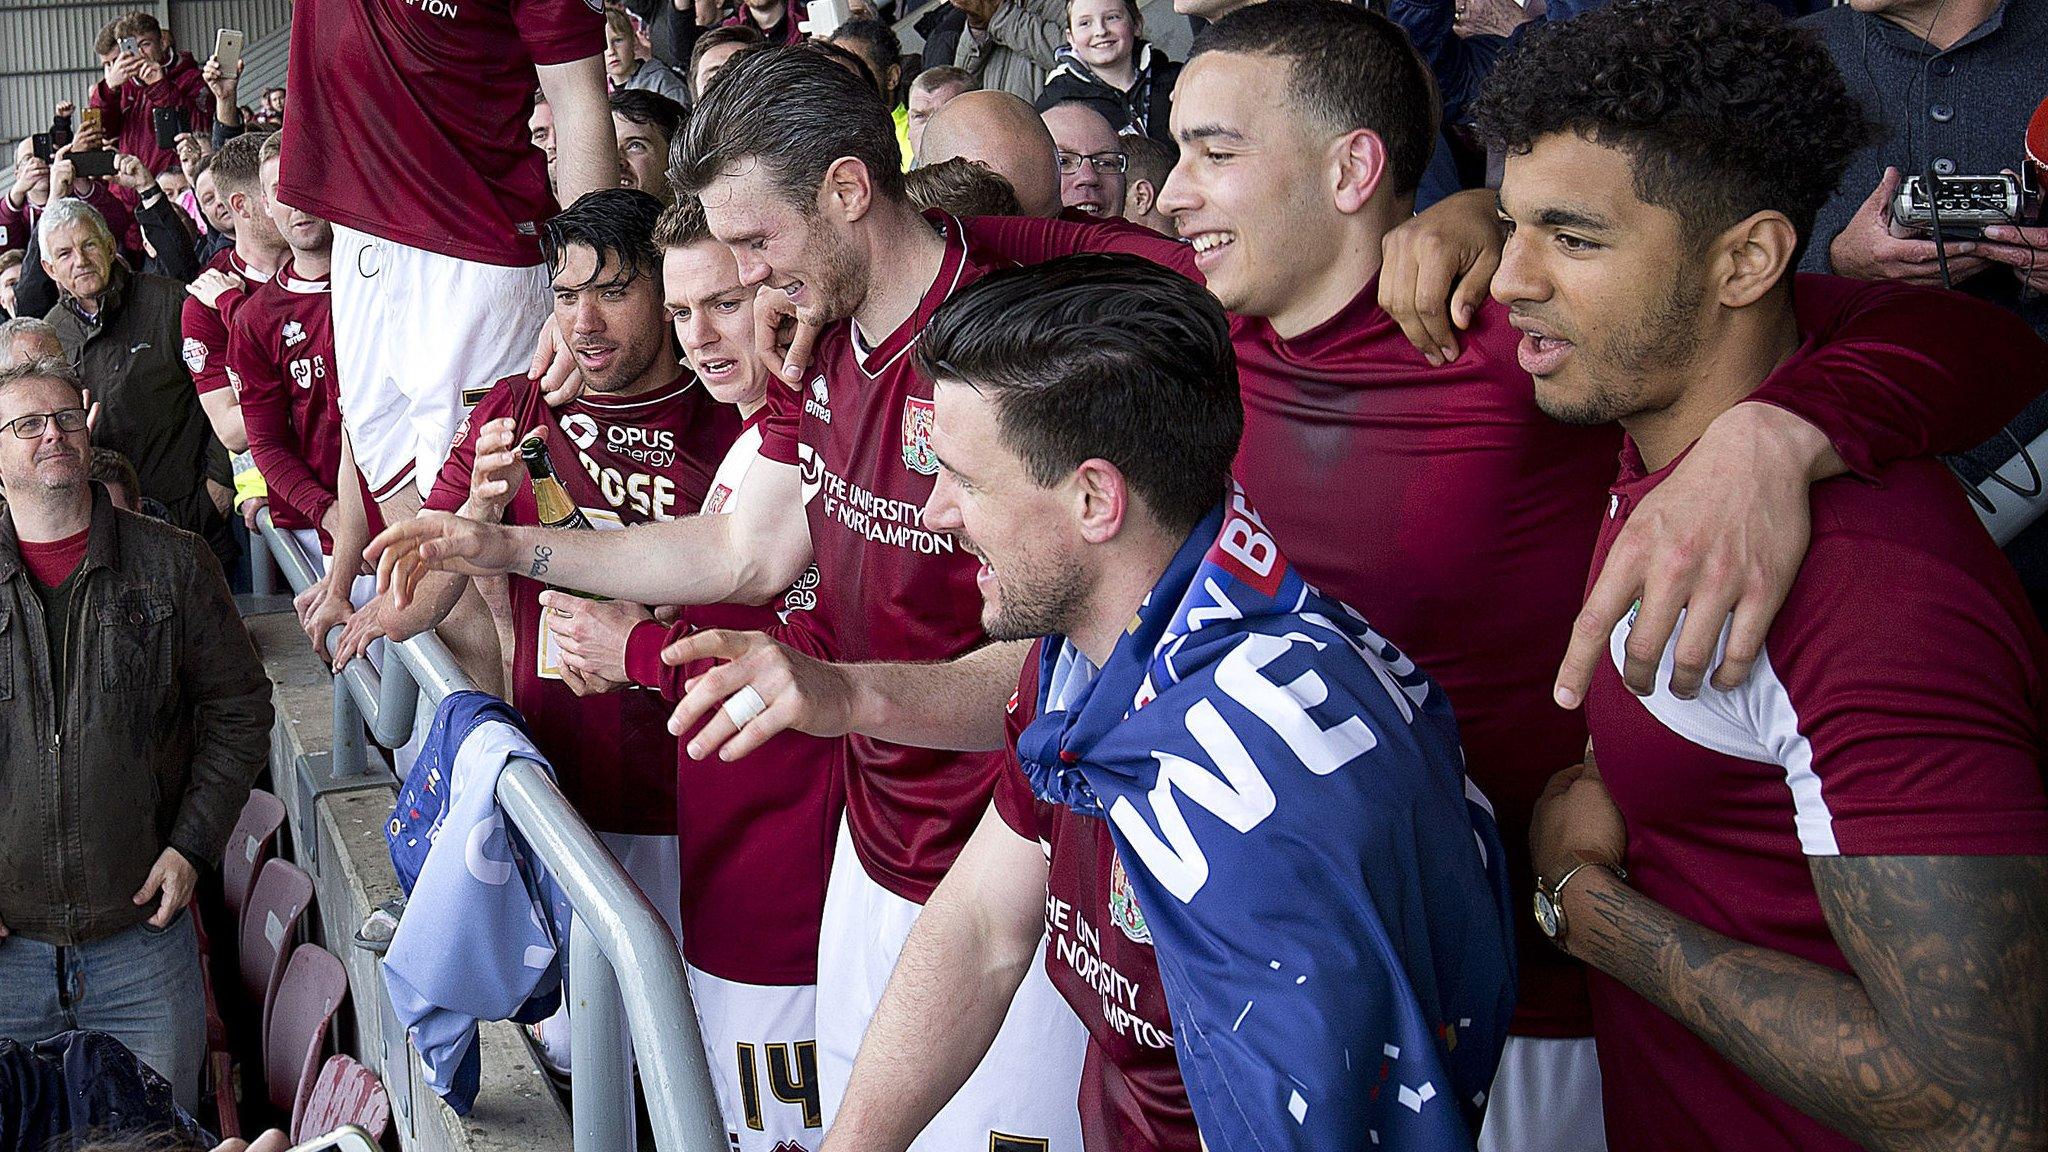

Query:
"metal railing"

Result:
[[252, 509, 727, 1152]]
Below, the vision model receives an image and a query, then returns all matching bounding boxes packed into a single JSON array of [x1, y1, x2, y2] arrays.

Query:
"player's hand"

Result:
[[1828, 168, 1991, 286], [331, 593, 395, 670], [1378, 188, 1502, 365], [239, 494, 267, 530], [465, 417, 524, 519], [132, 847, 199, 928], [297, 577, 353, 661], [211, 1129, 290, 1152], [561, 663, 629, 697], [369, 511, 522, 609], [186, 268, 245, 310], [103, 54, 140, 89], [1976, 222, 2048, 293], [529, 314, 584, 407], [754, 283, 820, 387], [1529, 759, 1626, 898], [542, 592, 649, 684], [1555, 402, 1823, 707], [666, 629, 858, 761]]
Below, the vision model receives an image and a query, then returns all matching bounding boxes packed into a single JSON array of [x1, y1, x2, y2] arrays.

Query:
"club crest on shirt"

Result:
[[560, 411, 600, 451], [901, 396, 939, 476], [182, 337, 208, 374], [1108, 852, 1153, 945]]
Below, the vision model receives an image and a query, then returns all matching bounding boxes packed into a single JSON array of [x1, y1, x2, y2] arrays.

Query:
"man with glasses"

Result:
[[1043, 101, 1127, 216], [0, 356, 272, 1114]]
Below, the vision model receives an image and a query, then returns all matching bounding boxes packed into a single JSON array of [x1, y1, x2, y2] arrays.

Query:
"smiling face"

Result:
[[697, 160, 870, 328], [195, 169, 234, 234], [1494, 132, 1708, 426], [1043, 102, 1126, 216], [1068, 0, 1138, 76], [663, 239, 762, 409], [921, 378, 1089, 641], [552, 243, 671, 395], [260, 155, 332, 256], [1159, 51, 1344, 323], [0, 376, 91, 498]]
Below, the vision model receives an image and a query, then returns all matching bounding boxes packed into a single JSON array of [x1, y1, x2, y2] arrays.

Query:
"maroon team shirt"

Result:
[[756, 213, 1009, 904], [961, 212, 2047, 1037], [228, 261, 347, 540], [280, 0, 600, 266], [1585, 439, 2048, 1152], [618, 408, 844, 985], [427, 372, 738, 834], [994, 640, 1196, 1152], [184, 248, 272, 398]]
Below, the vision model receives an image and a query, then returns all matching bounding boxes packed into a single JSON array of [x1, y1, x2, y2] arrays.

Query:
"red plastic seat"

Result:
[[266, 944, 350, 1136], [239, 858, 314, 1042], [295, 1054, 390, 1144], [224, 790, 289, 934]]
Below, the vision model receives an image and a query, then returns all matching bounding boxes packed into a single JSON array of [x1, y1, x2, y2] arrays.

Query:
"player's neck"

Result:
[[289, 246, 331, 280], [610, 344, 681, 399], [737, 394, 766, 421], [1624, 298, 1801, 473], [236, 236, 285, 277], [1269, 197, 1403, 340], [1070, 522, 1185, 668], [852, 200, 948, 341]]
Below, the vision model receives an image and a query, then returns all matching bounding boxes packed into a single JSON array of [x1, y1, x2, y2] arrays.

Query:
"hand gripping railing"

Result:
[[252, 508, 726, 1152]]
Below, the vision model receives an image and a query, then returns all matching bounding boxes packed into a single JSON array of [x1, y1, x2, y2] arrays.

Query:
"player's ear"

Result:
[[822, 155, 874, 223], [1714, 210, 1797, 309], [1330, 127, 1388, 217], [1129, 179, 1156, 218], [1074, 458, 1127, 545]]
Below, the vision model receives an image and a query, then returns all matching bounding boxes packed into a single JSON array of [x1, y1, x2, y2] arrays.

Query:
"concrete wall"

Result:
[[248, 611, 572, 1151]]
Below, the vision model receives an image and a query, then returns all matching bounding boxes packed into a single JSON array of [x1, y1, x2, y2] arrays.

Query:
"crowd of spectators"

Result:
[[1, 0, 2045, 1150]]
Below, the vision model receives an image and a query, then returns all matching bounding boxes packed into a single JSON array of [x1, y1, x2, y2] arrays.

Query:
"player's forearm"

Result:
[[503, 514, 786, 605], [382, 570, 469, 642], [537, 56, 620, 205], [200, 391, 248, 454], [823, 876, 1038, 1151], [1562, 866, 2041, 1152], [840, 641, 1030, 752]]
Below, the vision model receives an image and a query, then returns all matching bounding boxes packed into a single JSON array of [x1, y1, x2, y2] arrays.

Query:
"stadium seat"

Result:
[[266, 944, 350, 1137], [240, 858, 315, 1042], [224, 789, 289, 934], [296, 1054, 390, 1144]]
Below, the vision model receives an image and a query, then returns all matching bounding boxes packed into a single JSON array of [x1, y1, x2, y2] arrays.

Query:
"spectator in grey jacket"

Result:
[[950, 0, 1067, 100], [0, 356, 271, 1112], [607, 6, 694, 104]]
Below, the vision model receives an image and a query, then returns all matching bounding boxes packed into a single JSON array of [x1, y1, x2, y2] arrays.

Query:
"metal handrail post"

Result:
[[250, 523, 276, 596], [497, 759, 726, 1152], [570, 915, 637, 1152], [331, 667, 369, 778]]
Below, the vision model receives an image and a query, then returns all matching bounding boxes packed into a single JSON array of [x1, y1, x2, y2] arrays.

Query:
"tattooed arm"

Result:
[[1558, 849, 2048, 1151]]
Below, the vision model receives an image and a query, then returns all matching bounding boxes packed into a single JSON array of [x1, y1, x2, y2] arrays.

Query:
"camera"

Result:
[[1890, 172, 2032, 239], [118, 35, 139, 54]]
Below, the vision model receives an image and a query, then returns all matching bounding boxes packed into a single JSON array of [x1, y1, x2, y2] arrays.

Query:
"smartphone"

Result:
[[215, 28, 246, 75], [806, 0, 851, 37], [153, 107, 189, 151], [287, 1125, 380, 1152], [79, 107, 102, 138], [31, 134, 53, 162], [118, 35, 139, 55], [72, 150, 118, 179]]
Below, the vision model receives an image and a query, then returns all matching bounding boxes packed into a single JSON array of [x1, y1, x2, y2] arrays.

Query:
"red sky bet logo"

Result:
[[1211, 488, 1284, 598], [901, 396, 939, 476]]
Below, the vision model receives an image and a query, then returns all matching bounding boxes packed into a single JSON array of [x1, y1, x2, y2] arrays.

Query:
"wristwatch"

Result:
[[1534, 859, 1625, 951]]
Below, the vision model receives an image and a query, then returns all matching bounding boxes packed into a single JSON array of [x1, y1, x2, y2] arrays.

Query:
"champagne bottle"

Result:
[[519, 430, 606, 600]]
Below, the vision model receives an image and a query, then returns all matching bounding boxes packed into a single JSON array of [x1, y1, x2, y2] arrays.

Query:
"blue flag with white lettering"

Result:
[[1016, 488, 1517, 1151]]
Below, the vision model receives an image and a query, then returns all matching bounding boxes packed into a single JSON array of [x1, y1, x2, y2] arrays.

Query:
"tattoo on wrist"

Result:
[[529, 544, 552, 581]]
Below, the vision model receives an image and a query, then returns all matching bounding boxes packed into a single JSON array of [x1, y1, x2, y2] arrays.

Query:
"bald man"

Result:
[[0, 317, 65, 370], [914, 90, 1062, 219]]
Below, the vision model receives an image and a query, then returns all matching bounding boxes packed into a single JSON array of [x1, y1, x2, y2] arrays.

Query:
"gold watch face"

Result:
[[1534, 889, 1561, 939]]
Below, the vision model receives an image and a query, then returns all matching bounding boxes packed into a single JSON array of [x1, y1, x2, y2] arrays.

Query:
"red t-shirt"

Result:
[[994, 639, 1196, 1152], [1585, 439, 2048, 1152], [426, 372, 739, 834], [18, 527, 89, 588], [280, 0, 601, 266], [755, 212, 1008, 904], [620, 410, 843, 985], [228, 261, 344, 538], [184, 248, 272, 398]]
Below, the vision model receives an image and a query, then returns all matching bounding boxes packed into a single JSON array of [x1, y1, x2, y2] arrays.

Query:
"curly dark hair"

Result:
[[1472, 0, 1871, 262]]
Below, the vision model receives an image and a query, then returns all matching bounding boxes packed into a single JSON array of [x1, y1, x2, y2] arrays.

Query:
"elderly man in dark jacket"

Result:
[[38, 198, 229, 549], [0, 356, 272, 1112]]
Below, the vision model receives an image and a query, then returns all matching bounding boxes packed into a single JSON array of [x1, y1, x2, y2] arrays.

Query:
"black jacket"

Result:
[[1035, 40, 1180, 145]]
